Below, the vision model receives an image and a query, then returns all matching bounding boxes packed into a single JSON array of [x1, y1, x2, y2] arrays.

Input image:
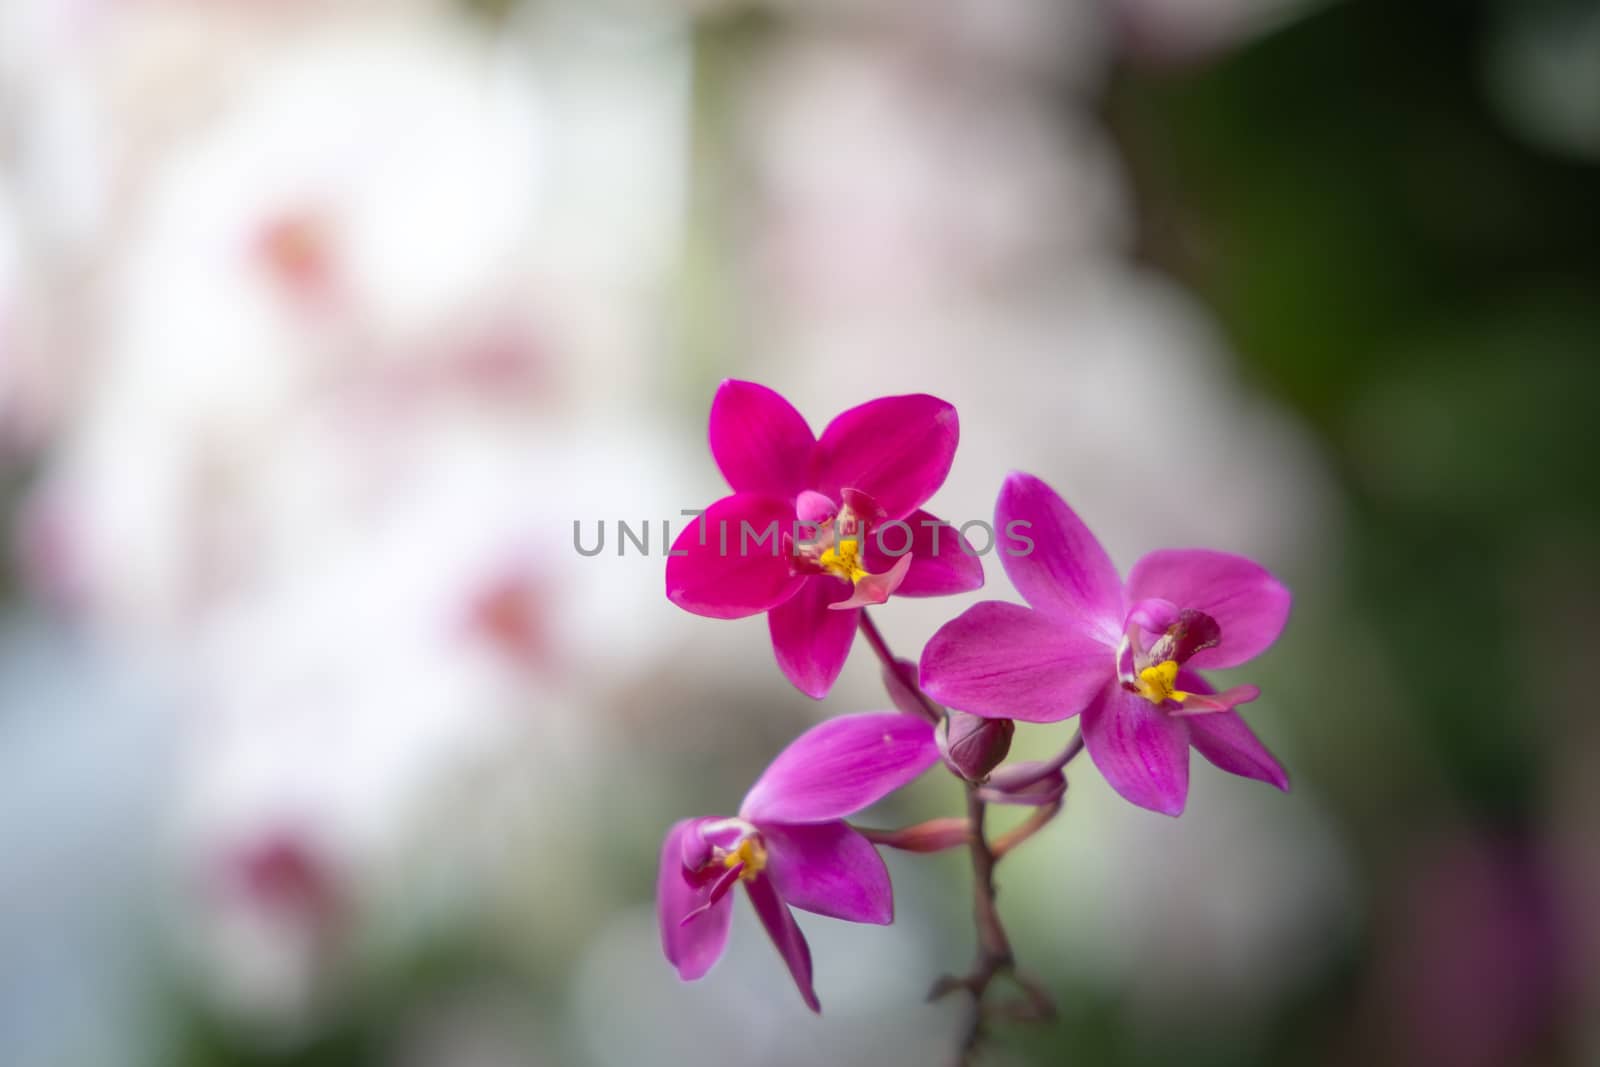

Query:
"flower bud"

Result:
[[857, 817, 970, 853], [938, 711, 1014, 782], [977, 763, 1066, 806]]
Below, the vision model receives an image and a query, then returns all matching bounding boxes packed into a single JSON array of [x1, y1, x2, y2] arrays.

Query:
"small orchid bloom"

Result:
[[657, 712, 939, 1011], [920, 472, 1291, 816], [666, 380, 983, 698]]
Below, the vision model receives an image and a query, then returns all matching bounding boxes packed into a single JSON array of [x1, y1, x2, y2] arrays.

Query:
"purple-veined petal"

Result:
[[864, 509, 985, 598], [744, 875, 820, 1013], [828, 553, 911, 610], [666, 493, 804, 619], [995, 473, 1124, 644], [767, 575, 858, 699], [810, 394, 958, 521], [919, 602, 1111, 723], [760, 821, 893, 925], [1178, 670, 1288, 790], [1080, 681, 1192, 816], [708, 380, 815, 498], [1187, 711, 1290, 790], [1125, 549, 1290, 670], [740, 712, 939, 824], [658, 820, 734, 981]]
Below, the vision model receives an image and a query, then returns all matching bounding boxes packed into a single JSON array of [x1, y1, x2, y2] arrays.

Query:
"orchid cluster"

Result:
[[658, 381, 1291, 1053]]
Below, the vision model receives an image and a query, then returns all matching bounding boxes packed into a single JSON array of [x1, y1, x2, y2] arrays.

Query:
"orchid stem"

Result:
[[991, 800, 1062, 860], [990, 733, 1083, 859], [857, 608, 1056, 1064], [857, 610, 942, 724]]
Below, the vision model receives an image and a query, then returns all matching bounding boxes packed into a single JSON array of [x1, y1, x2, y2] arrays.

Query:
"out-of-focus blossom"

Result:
[[658, 712, 939, 1011], [4, 4, 705, 1032], [1485, 1, 1600, 163], [1361, 831, 1570, 1067], [742, 32, 1125, 321], [667, 381, 981, 698], [1113, 0, 1326, 64], [922, 472, 1290, 815]]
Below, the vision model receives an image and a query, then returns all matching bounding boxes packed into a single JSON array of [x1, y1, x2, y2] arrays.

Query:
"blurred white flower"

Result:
[[9, 2, 705, 1028], [740, 31, 1128, 322]]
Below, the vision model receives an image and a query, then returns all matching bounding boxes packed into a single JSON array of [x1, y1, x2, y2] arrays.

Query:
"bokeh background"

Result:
[[2, 1, 1597, 1065]]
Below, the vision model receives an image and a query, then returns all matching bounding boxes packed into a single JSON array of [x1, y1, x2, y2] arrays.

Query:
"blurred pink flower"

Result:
[[921, 471, 1290, 815], [1368, 831, 1570, 1067], [666, 380, 982, 698], [223, 829, 344, 935], [658, 712, 938, 1011]]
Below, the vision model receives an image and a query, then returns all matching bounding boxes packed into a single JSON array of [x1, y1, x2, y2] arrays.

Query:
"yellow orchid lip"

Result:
[[720, 836, 768, 883], [1134, 659, 1191, 707], [818, 538, 871, 583]]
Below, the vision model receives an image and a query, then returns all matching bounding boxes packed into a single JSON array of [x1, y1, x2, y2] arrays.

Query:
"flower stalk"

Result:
[[858, 608, 1079, 1062]]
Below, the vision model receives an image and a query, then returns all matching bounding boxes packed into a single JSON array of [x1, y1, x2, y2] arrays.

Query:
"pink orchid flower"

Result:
[[919, 472, 1291, 816], [657, 712, 939, 1011], [666, 380, 983, 698]]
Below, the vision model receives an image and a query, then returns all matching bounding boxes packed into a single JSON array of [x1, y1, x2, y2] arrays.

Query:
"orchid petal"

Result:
[[1170, 684, 1260, 716], [864, 509, 985, 598], [708, 380, 814, 498], [1125, 598, 1180, 636], [679, 864, 744, 924], [761, 821, 893, 925], [995, 473, 1124, 644], [794, 490, 837, 529], [1187, 711, 1290, 790], [744, 876, 820, 1013], [919, 602, 1111, 723], [767, 576, 858, 699], [811, 394, 958, 521], [1080, 682, 1191, 816], [666, 493, 804, 619], [740, 712, 939, 824], [1126, 549, 1290, 670], [1178, 670, 1288, 790], [828, 553, 912, 610], [658, 820, 734, 981]]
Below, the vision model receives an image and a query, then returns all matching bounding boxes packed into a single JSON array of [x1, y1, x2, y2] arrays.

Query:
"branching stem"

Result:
[[856, 610, 1083, 1064]]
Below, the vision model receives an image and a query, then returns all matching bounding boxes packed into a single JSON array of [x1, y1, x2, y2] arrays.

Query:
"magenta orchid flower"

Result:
[[666, 380, 983, 698], [919, 472, 1291, 817], [657, 712, 939, 1011]]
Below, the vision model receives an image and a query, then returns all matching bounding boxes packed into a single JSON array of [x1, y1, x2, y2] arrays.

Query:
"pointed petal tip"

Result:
[[993, 473, 1124, 639], [762, 822, 895, 926]]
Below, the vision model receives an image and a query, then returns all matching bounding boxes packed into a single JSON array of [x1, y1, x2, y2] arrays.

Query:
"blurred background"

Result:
[[1, 0, 1597, 1064]]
